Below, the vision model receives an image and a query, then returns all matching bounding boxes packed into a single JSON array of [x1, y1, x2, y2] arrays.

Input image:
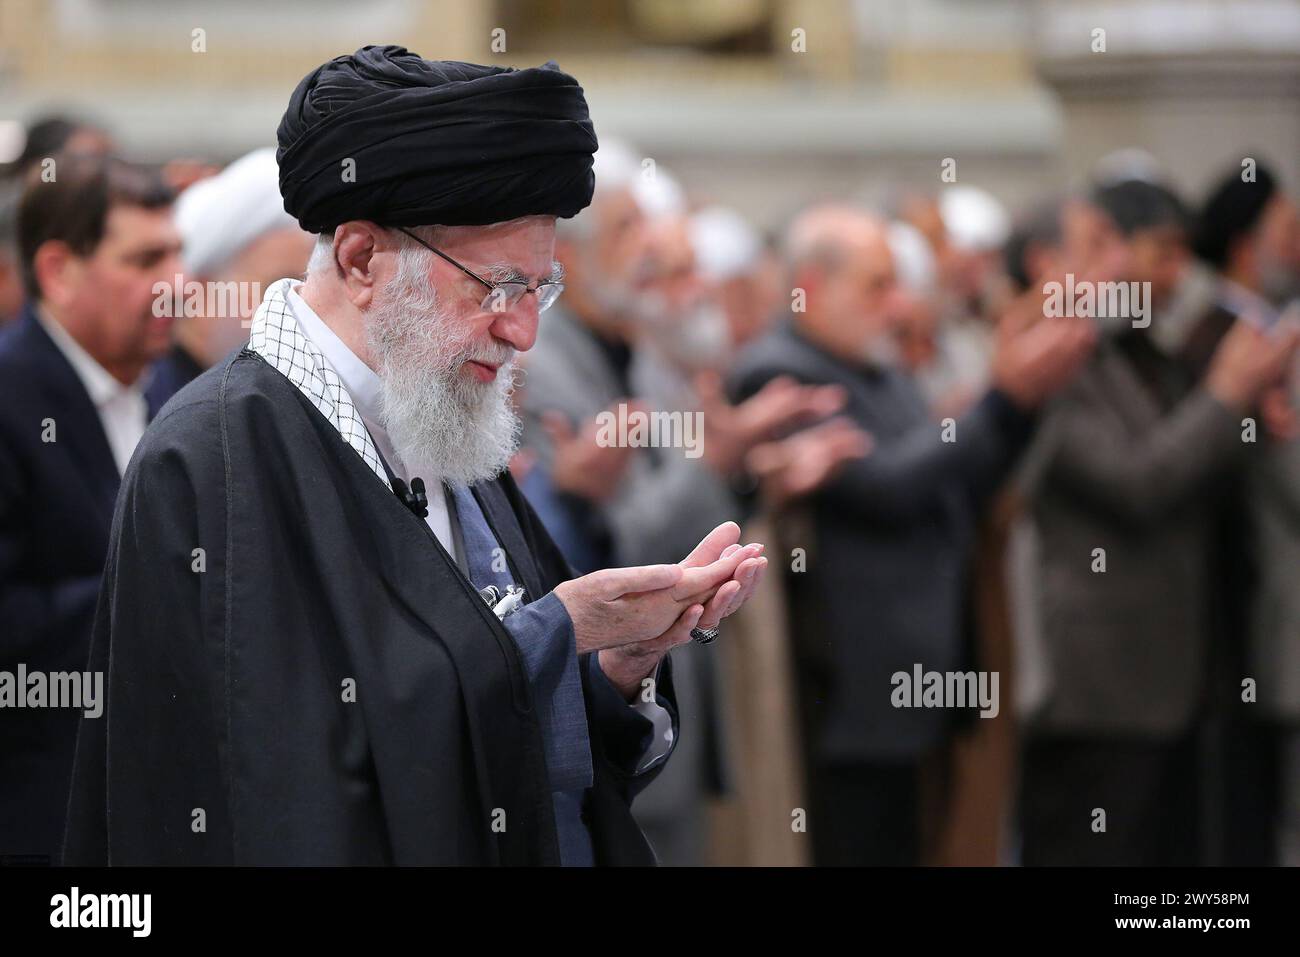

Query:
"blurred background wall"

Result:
[[2, 0, 1297, 226]]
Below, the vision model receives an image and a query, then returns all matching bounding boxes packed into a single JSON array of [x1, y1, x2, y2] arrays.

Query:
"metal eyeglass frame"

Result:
[[392, 226, 564, 313]]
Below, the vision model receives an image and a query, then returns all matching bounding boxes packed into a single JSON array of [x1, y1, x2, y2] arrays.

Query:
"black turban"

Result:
[[1195, 160, 1277, 267], [276, 46, 598, 234]]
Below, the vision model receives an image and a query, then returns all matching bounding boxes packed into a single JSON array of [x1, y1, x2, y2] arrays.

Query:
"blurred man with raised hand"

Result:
[[146, 147, 313, 409], [524, 147, 844, 573], [730, 203, 1094, 866], [64, 47, 765, 867], [927, 186, 1015, 401], [521, 151, 839, 863], [0, 154, 179, 863], [1018, 175, 1299, 865], [620, 203, 863, 864], [1195, 161, 1300, 864]]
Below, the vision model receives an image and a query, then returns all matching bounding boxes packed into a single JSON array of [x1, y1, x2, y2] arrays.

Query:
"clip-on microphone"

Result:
[[392, 476, 429, 519]]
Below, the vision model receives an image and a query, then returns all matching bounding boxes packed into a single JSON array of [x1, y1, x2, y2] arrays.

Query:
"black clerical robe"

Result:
[[62, 347, 671, 865]]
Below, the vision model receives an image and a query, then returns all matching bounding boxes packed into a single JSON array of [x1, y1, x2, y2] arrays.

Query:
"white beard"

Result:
[[364, 249, 521, 488]]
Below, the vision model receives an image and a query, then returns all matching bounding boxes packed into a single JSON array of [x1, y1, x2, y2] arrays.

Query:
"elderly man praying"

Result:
[[64, 46, 764, 867]]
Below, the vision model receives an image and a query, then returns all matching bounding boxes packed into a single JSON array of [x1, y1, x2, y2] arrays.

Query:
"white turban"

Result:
[[176, 147, 301, 276], [588, 137, 684, 217], [690, 205, 761, 282], [940, 185, 1010, 253], [631, 166, 685, 218], [888, 220, 937, 293], [591, 138, 641, 194]]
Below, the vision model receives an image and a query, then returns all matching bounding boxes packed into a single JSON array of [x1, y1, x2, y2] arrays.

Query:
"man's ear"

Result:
[[333, 221, 386, 309], [32, 240, 79, 309]]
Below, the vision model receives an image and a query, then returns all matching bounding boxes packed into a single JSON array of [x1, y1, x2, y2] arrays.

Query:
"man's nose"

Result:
[[490, 298, 539, 353]]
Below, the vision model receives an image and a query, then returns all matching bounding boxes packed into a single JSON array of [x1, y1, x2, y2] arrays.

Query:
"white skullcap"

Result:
[[887, 220, 936, 293], [592, 138, 641, 194], [940, 185, 1010, 253], [631, 165, 686, 218], [690, 205, 761, 282], [589, 137, 684, 216], [176, 147, 301, 276]]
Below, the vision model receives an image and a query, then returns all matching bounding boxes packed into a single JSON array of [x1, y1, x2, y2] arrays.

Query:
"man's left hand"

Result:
[[597, 521, 767, 700]]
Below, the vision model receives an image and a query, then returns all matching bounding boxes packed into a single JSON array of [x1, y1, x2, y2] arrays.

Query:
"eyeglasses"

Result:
[[392, 227, 564, 314]]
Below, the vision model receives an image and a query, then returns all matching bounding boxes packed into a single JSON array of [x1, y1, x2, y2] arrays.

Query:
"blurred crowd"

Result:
[[1, 113, 1297, 866]]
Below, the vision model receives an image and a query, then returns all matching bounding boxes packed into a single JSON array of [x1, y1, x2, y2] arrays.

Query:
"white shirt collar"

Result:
[[280, 281, 457, 559], [285, 283, 384, 422], [282, 282, 416, 483], [34, 303, 145, 408]]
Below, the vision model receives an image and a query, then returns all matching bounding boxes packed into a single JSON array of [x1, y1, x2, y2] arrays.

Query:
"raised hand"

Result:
[[746, 416, 873, 509], [554, 523, 762, 657], [991, 311, 1097, 409], [1206, 319, 1300, 412], [695, 371, 847, 476], [596, 521, 770, 699]]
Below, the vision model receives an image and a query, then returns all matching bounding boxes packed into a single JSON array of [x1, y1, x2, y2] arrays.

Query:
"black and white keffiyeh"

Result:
[[247, 277, 391, 491]]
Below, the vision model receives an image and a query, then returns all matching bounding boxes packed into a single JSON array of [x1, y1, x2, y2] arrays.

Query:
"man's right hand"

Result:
[[554, 523, 763, 656], [695, 372, 848, 477], [746, 416, 872, 509]]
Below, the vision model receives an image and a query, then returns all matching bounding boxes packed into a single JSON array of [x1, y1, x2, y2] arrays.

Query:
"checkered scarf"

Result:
[[247, 278, 391, 491]]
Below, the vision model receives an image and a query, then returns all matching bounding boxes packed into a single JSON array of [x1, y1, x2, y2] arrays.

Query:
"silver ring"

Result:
[[690, 627, 719, 645]]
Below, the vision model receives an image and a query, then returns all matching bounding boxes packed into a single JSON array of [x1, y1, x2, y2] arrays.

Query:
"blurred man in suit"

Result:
[[1019, 177, 1299, 865], [1195, 163, 1300, 864], [731, 204, 1094, 865], [0, 154, 180, 862]]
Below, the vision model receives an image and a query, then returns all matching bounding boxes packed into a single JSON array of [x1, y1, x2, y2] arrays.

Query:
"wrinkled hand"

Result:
[[555, 523, 761, 658], [747, 416, 872, 509], [695, 372, 847, 477], [542, 404, 640, 502], [597, 522, 769, 700]]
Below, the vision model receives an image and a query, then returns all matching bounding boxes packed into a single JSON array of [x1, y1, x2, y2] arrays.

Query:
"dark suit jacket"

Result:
[[1025, 324, 1247, 737], [730, 322, 1034, 763], [143, 342, 204, 416], [0, 304, 166, 862]]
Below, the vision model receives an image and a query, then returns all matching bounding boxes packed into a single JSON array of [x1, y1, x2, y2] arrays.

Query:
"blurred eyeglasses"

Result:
[[392, 227, 564, 313]]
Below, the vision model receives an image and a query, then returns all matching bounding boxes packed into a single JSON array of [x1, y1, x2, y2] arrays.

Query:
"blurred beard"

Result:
[[863, 328, 903, 369], [632, 292, 733, 371], [364, 253, 520, 488]]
